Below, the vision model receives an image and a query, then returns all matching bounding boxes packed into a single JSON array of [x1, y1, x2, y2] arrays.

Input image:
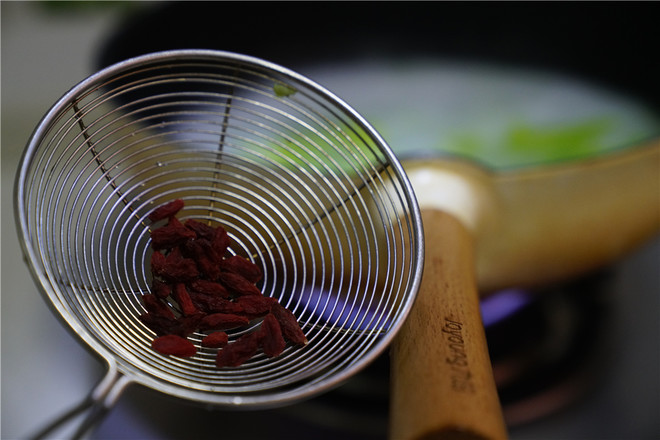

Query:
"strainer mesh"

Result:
[[16, 51, 422, 406]]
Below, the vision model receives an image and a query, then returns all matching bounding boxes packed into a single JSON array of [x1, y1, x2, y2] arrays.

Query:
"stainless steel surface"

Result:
[[13, 48, 423, 436]]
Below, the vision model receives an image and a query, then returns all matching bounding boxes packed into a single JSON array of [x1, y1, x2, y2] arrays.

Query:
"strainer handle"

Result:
[[390, 210, 508, 440], [29, 361, 130, 440]]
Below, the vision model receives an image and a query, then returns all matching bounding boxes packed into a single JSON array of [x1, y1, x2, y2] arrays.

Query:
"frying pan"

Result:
[[392, 135, 658, 439], [302, 59, 659, 439], [70, 1, 660, 438]]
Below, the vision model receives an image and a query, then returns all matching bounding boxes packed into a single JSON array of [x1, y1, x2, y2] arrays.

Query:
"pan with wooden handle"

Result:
[[391, 138, 659, 440]]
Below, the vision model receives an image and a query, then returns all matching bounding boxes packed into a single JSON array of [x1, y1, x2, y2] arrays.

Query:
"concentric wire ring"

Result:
[[15, 50, 423, 407]]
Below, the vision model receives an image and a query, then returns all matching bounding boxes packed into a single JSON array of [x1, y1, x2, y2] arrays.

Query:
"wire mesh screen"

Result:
[[16, 50, 423, 407]]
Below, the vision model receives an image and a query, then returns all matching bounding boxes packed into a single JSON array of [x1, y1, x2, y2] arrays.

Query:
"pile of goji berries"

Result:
[[139, 199, 307, 368]]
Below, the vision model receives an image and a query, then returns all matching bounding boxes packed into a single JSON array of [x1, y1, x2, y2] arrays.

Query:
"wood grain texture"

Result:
[[389, 209, 507, 440]]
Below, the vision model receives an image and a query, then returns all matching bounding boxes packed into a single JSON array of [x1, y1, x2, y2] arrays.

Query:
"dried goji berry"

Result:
[[221, 255, 263, 283], [166, 246, 182, 260], [203, 239, 224, 266], [160, 249, 199, 282], [173, 283, 199, 316], [161, 260, 199, 282], [272, 303, 308, 346], [189, 279, 230, 298], [218, 272, 262, 296], [215, 332, 261, 368], [141, 312, 202, 338], [151, 279, 171, 299], [148, 199, 185, 222], [150, 251, 167, 278], [212, 225, 231, 256], [201, 331, 229, 348], [150, 216, 196, 250], [175, 313, 205, 337], [234, 295, 277, 318], [259, 313, 286, 358], [200, 313, 249, 331], [188, 290, 244, 314], [183, 239, 222, 280], [138, 313, 179, 336], [142, 293, 176, 319], [184, 218, 216, 241], [151, 334, 196, 357]]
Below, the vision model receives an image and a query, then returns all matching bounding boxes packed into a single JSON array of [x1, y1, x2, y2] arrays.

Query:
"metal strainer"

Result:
[[15, 50, 423, 438]]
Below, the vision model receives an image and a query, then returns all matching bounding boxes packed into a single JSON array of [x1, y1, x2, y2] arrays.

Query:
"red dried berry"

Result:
[[200, 313, 250, 331], [272, 303, 308, 346], [202, 331, 229, 348], [173, 283, 199, 316], [184, 218, 216, 241], [234, 295, 278, 318], [215, 332, 261, 368], [175, 313, 205, 337], [148, 199, 185, 222], [150, 252, 167, 278], [259, 313, 286, 358], [151, 334, 196, 357], [150, 217, 196, 250], [183, 239, 222, 280], [141, 312, 202, 338], [151, 279, 171, 299], [166, 245, 184, 263], [212, 225, 231, 256], [139, 313, 179, 336], [189, 279, 230, 298], [142, 293, 176, 319], [218, 272, 263, 296], [160, 249, 199, 282], [221, 255, 263, 283], [188, 290, 244, 314]]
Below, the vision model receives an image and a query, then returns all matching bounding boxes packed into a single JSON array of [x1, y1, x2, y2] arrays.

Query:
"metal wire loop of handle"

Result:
[[30, 363, 130, 440]]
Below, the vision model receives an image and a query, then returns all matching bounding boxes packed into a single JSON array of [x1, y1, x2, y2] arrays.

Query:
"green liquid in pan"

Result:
[[303, 59, 660, 170]]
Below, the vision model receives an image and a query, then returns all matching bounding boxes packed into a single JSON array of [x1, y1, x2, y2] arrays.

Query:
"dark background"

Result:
[[98, 2, 660, 111]]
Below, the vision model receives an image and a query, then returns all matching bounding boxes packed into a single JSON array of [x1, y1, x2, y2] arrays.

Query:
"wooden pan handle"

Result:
[[390, 209, 507, 440]]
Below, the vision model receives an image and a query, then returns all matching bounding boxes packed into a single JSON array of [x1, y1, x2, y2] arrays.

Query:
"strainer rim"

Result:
[[14, 48, 425, 407]]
